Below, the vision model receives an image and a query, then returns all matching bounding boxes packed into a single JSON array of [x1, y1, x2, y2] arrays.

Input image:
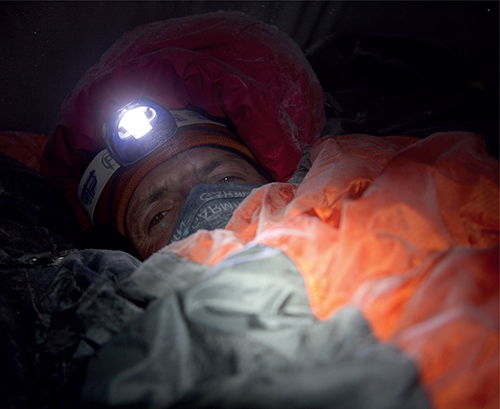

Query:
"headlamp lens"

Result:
[[118, 106, 157, 140]]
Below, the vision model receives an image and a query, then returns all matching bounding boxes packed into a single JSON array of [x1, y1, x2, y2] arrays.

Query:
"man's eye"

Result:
[[149, 211, 166, 230], [219, 176, 240, 182]]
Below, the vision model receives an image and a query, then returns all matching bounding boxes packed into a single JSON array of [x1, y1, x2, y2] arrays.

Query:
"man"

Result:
[[77, 100, 271, 259], [41, 11, 325, 259]]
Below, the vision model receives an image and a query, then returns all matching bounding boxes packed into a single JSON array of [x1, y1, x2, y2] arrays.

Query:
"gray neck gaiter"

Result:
[[168, 182, 264, 244]]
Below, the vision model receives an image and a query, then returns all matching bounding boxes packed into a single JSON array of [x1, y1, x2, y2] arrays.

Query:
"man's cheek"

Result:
[[142, 228, 175, 258]]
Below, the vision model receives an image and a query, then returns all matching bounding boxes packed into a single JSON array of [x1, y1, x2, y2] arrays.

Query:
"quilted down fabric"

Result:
[[40, 11, 325, 228]]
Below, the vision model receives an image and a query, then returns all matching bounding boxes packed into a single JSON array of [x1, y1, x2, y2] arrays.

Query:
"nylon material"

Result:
[[105, 297, 195, 407], [293, 135, 410, 211], [291, 178, 372, 224], [309, 134, 499, 320], [374, 142, 498, 249], [354, 246, 498, 409], [164, 133, 498, 304], [393, 131, 490, 168], [252, 183, 299, 235], [279, 69, 325, 145], [434, 169, 500, 247], [406, 315, 498, 409], [351, 250, 451, 339], [309, 133, 418, 167], [357, 199, 453, 258], [255, 139, 428, 310], [353, 246, 499, 339], [252, 215, 340, 309], [226, 183, 298, 241], [167, 229, 246, 267], [99, 14, 303, 92], [166, 136, 425, 309], [274, 105, 304, 155], [315, 231, 420, 310], [183, 245, 314, 335], [380, 132, 500, 248], [119, 251, 210, 302], [400, 247, 498, 333]]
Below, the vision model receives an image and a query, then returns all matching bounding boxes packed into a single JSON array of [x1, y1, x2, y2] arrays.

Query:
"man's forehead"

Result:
[[148, 147, 246, 177], [132, 148, 244, 204]]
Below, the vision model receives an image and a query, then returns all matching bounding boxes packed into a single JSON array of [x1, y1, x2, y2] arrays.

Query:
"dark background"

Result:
[[0, 1, 498, 137]]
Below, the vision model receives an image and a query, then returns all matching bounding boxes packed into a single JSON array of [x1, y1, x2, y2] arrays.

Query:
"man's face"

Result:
[[126, 146, 268, 259]]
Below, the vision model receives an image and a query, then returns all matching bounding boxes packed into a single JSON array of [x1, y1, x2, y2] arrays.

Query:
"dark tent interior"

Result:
[[1, 1, 498, 151], [0, 2, 498, 409]]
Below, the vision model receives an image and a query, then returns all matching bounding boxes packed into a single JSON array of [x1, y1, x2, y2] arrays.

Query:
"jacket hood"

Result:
[[40, 11, 325, 228]]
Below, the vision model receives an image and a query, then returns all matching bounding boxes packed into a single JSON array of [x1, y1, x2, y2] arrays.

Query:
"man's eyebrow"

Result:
[[194, 157, 227, 180], [144, 185, 170, 207], [129, 185, 170, 231]]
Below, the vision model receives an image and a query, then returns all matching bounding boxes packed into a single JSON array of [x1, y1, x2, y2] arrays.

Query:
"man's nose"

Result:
[[178, 175, 203, 200]]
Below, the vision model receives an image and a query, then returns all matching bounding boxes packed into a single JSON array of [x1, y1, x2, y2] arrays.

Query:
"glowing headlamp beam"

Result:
[[118, 107, 156, 140]]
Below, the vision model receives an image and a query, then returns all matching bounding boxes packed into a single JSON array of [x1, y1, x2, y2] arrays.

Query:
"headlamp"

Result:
[[104, 97, 177, 166]]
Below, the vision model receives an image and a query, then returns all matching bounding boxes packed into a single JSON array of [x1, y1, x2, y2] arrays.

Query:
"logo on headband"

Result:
[[80, 170, 97, 206], [78, 149, 122, 222]]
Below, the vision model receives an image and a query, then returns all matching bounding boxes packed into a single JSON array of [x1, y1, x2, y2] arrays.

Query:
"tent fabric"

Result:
[[39, 11, 326, 229]]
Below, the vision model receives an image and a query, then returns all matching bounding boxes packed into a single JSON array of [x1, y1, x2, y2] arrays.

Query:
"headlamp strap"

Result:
[[170, 109, 226, 129], [78, 149, 121, 223]]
